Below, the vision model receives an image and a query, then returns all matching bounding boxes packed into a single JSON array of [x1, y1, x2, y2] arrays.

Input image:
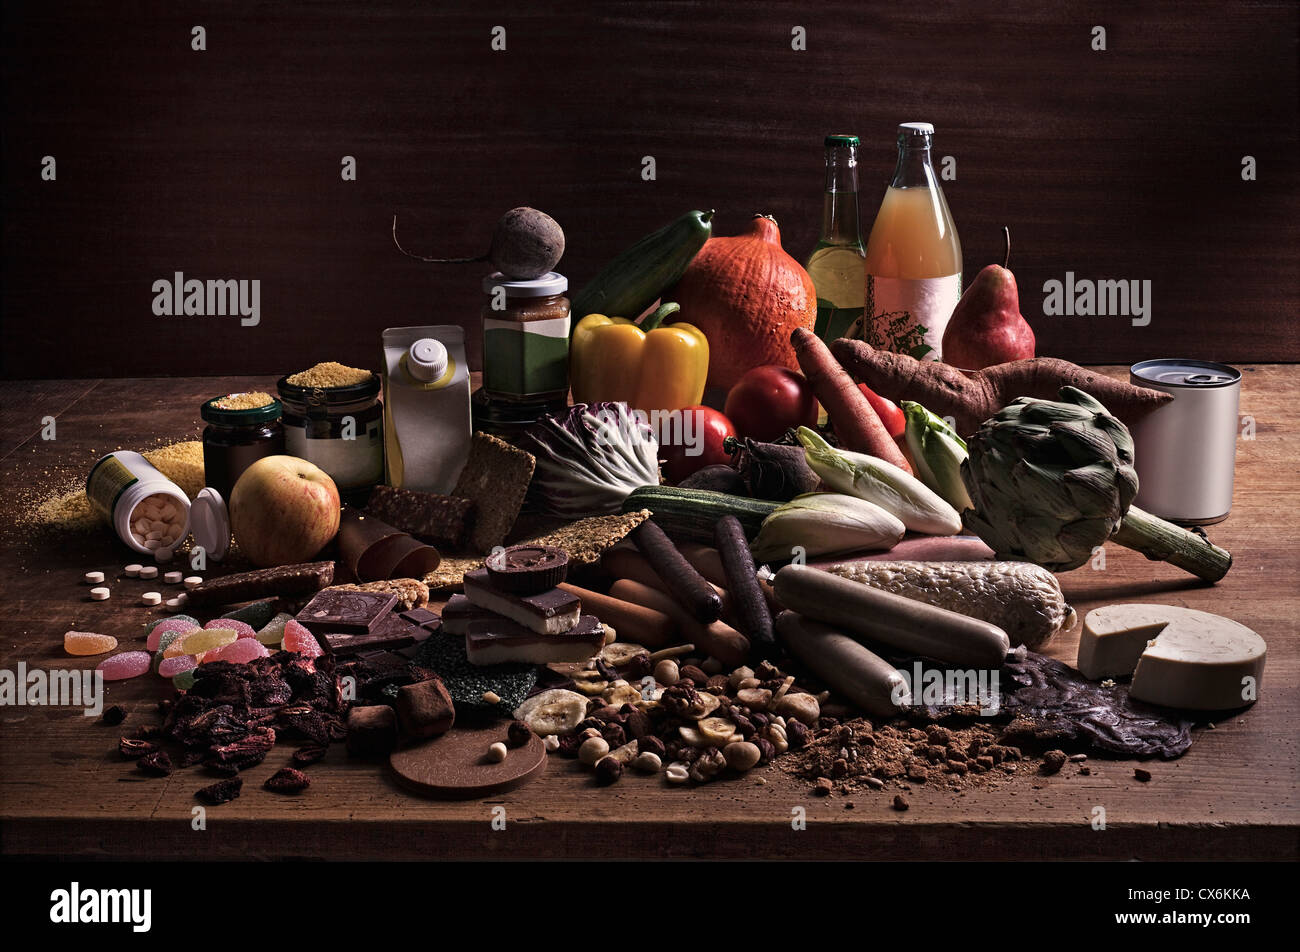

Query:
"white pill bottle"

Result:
[[86, 451, 191, 556]]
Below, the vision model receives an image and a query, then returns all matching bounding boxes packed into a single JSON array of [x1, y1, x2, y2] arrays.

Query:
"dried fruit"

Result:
[[515, 689, 588, 736], [196, 777, 243, 804], [264, 767, 311, 793]]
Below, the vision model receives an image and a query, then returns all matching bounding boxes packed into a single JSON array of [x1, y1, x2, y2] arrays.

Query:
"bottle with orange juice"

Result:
[[859, 122, 962, 361]]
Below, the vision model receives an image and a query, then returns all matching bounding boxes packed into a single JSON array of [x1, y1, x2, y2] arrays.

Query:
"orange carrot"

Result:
[[790, 327, 912, 473]]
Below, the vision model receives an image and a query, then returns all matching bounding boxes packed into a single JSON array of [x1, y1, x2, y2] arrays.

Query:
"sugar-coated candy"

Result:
[[147, 618, 200, 651], [146, 614, 197, 636], [96, 651, 151, 681], [255, 613, 293, 647], [281, 619, 322, 658], [179, 628, 238, 655], [172, 668, 197, 691], [158, 654, 198, 678], [206, 618, 255, 640], [220, 599, 279, 631], [210, 639, 270, 664], [64, 631, 118, 656]]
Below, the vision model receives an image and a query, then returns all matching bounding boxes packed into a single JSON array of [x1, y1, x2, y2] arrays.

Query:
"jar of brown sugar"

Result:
[[276, 362, 383, 504], [481, 271, 571, 404], [201, 392, 286, 501]]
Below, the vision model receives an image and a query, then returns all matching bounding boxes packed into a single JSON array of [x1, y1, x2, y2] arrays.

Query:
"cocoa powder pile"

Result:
[[781, 712, 1040, 796]]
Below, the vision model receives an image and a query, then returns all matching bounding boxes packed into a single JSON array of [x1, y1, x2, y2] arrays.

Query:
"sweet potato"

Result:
[[829, 340, 1172, 436]]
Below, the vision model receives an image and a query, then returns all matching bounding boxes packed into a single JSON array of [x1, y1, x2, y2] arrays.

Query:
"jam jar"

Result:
[[201, 392, 286, 501], [276, 373, 384, 504], [480, 271, 571, 405]]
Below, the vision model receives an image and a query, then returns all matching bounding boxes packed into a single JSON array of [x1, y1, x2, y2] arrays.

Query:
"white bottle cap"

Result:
[[190, 487, 231, 561], [407, 338, 448, 382], [898, 122, 935, 136]]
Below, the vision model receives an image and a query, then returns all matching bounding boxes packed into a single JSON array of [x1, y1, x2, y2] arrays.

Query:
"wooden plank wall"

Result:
[[3, 0, 1296, 378]]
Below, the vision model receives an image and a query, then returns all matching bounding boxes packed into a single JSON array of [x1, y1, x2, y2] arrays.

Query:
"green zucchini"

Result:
[[620, 485, 778, 544], [571, 209, 713, 321]]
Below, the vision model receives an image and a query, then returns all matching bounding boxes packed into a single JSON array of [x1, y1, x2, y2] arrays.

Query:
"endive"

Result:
[[796, 426, 962, 535], [750, 492, 905, 562], [901, 402, 974, 513]]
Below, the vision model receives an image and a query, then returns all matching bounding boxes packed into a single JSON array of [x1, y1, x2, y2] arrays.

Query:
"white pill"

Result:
[[124, 564, 143, 577], [164, 571, 183, 584], [134, 520, 150, 535], [84, 571, 105, 584], [161, 505, 178, 520], [145, 530, 162, 542], [184, 576, 203, 589], [154, 547, 174, 563], [143, 540, 161, 551], [138, 566, 159, 579], [89, 587, 111, 601], [149, 520, 167, 532], [132, 533, 147, 545], [141, 592, 162, 606], [165, 597, 185, 611]]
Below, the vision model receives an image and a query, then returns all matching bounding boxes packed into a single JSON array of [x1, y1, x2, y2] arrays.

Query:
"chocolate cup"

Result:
[[338, 506, 441, 583]]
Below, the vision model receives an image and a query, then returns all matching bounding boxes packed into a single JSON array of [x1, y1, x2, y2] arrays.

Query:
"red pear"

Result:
[[941, 229, 1035, 370]]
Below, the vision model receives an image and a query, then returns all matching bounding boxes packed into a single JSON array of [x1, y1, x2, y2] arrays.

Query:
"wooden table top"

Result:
[[1, 368, 1296, 861]]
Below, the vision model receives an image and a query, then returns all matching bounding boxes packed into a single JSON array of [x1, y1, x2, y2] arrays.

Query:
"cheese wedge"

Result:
[[1078, 604, 1265, 710]]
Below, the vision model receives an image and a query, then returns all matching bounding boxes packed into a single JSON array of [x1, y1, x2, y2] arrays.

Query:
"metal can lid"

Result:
[[1131, 359, 1241, 388]]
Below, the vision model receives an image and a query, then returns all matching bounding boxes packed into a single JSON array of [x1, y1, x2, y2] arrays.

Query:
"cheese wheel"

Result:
[[1078, 604, 1265, 711]]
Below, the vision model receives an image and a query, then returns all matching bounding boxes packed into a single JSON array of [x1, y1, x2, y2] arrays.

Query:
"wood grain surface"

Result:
[[3, 1, 1297, 380], [1, 369, 1295, 860]]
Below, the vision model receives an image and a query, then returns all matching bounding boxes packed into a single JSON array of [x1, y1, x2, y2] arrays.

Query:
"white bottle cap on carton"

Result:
[[407, 338, 448, 382]]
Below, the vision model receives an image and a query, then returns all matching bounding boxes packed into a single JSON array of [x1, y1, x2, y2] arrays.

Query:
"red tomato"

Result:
[[723, 366, 819, 442], [659, 406, 736, 484], [858, 384, 906, 438]]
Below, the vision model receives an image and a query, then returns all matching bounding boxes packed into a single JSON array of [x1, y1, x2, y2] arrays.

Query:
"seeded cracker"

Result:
[[414, 630, 537, 714], [451, 432, 535, 554], [328, 578, 430, 610], [422, 511, 651, 593]]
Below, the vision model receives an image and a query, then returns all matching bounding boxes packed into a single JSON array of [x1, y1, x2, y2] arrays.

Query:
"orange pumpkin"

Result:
[[669, 214, 817, 390]]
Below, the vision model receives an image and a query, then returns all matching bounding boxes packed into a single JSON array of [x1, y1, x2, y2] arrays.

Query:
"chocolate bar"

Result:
[[295, 589, 398, 635], [465, 614, 606, 667], [364, 485, 475, 550], [462, 569, 581, 634], [321, 614, 420, 656], [439, 594, 492, 635], [185, 562, 335, 608], [400, 607, 441, 629]]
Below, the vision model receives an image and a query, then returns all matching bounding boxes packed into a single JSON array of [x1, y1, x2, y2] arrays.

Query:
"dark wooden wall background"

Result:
[[3, 0, 1297, 380]]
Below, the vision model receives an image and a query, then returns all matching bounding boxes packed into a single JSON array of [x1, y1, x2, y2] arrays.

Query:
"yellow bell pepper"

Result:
[[569, 303, 709, 414]]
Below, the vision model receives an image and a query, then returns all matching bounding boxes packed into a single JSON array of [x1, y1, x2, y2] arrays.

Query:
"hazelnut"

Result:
[[579, 736, 610, 766], [654, 659, 680, 686], [486, 742, 508, 763], [594, 756, 623, 785], [506, 721, 532, 749], [638, 735, 666, 759], [773, 692, 820, 726], [723, 741, 761, 772]]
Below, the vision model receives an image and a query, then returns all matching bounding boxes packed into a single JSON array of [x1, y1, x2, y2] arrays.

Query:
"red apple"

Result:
[[724, 366, 819, 442], [229, 455, 341, 567], [658, 406, 736, 484]]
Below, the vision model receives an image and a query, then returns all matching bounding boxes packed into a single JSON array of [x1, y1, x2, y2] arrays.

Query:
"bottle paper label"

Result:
[[286, 422, 384, 491], [864, 274, 962, 361], [86, 454, 138, 521]]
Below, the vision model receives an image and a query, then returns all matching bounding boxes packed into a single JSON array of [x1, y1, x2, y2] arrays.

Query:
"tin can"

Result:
[[1129, 359, 1241, 525]]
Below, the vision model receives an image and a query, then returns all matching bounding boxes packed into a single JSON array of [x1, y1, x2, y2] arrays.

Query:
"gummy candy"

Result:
[[158, 654, 197, 678], [179, 628, 238, 655], [64, 631, 118, 656], [281, 619, 322, 659], [147, 618, 200, 651], [172, 668, 197, 690], [96, 651, 151, 681], [210, 638, 270, 664], [255, 613, 293, 647], [145, 614, 196, 636], [207, 618, 255, 640], [219, 599, 278, 630]]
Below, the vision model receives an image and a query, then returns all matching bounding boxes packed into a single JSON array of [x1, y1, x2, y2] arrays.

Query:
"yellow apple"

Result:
[[230, 456, 341, 567]]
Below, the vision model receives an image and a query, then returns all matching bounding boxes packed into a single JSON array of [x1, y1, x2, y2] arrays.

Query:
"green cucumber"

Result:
[[620, 485, 778, 544], [571, 209, 713, 321]]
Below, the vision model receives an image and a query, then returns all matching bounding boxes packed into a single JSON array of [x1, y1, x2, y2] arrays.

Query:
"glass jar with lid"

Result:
[[276, 373, 384, 504], [481, 271, 571, 405], [200, 392, 286, 501]]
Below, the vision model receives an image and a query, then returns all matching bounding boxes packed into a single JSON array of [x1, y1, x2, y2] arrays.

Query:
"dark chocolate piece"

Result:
[[296, 589, 398, 635], [485, 544, 569, 594], [185, 562, 335, 608], [390, 721, 546, 800], [337, 505, 441, 583], [365, 485, 475, 550], [440, 594, 492, 634], [322, 613, 420, 656], [400, 607, 441, 629], [462, 569, 580, 632]]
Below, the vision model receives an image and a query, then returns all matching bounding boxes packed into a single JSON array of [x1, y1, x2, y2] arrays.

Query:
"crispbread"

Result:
[[451, 432, 535, 554]]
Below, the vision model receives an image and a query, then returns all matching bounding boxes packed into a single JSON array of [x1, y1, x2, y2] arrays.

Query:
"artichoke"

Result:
[[961, 387, 1232, 582]]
